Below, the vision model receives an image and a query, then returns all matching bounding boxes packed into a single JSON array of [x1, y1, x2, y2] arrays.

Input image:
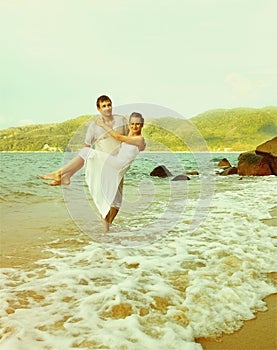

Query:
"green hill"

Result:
[[0, 115, 92, 152], [0, 107, 276, 152], [191, 106, 277, 151]]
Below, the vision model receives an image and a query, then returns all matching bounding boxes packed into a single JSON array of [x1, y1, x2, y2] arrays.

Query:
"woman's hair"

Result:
[[96, 95, 112, 108], [129, 112, 144, 125]]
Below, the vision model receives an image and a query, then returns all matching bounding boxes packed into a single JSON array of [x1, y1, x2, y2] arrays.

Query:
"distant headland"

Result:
[[1, 107, 276, 152]]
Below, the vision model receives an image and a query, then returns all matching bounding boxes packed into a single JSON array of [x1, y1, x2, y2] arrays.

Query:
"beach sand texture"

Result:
[[197, 293, 277, 350]]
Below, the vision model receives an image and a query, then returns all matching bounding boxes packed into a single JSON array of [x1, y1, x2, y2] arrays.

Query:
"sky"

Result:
[[0, 0, 276, 130]]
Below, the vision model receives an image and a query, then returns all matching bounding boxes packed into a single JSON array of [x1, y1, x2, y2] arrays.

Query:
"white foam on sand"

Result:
[[0, 177, 276, 350]]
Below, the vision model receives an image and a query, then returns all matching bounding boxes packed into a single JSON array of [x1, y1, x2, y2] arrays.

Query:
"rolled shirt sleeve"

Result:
[[84, 122, 97, 146]]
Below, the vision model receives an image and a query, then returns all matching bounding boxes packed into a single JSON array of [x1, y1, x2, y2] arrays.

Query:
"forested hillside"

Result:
[[1, 107, 276, 152], [191, 106, 277, 151]]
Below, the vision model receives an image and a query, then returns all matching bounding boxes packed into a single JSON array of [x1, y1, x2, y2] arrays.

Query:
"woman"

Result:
[[85, 112, 145, 231]]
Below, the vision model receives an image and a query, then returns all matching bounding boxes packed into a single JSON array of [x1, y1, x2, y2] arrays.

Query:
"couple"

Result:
[[39, 95, 145, 232]]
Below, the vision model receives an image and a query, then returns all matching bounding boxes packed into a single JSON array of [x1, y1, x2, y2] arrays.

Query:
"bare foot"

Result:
[[47, 177, 70, 186], [39, 171, 61, 183], [101, 217, 110, 232], [48, 180, 62, 186], [39, 172, 71, 186], [61, 175, 71, 185]]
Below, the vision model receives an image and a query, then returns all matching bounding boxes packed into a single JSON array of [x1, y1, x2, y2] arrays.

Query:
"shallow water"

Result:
[[0, 152, 276, 350]]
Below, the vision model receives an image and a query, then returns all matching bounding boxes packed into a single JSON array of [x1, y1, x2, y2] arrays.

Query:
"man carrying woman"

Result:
[[39, 95, 145, 231], [86, 112, 145, 231]]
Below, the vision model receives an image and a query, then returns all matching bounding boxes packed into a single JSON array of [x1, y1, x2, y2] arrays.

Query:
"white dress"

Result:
[[85, 143, 139, 218], [80, 115, 128, 209]]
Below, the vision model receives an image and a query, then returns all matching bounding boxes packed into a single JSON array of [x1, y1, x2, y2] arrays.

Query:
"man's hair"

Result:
[[129, 112, 144, 125], [96, 95, 112, 108]]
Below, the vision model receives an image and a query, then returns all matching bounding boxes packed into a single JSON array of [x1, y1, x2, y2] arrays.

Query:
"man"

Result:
[[39, 95, 128, 226], [87, 112, 145, 232]]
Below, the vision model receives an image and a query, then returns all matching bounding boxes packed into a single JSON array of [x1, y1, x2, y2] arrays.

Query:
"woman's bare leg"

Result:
[[39, 155, 85, 185]]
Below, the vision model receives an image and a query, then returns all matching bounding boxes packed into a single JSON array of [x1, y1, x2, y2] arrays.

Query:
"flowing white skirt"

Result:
[[85, 149, 130, 218]]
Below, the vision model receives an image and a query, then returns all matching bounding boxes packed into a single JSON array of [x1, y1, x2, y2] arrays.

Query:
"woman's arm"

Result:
[[108, 130, 145, 147], [96, 119, 145, 148]]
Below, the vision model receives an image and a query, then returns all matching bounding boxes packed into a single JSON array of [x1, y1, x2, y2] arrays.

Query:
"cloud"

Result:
[[20, 119, 35, 126], [225, 72, 272, 99], [225, 73, 253, 97]]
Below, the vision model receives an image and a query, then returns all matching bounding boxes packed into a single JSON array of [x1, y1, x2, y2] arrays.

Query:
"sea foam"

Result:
[[0, 154, 276, 349]]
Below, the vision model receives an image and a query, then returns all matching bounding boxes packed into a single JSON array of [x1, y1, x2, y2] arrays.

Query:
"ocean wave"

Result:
[[0, 152, 276, 349]]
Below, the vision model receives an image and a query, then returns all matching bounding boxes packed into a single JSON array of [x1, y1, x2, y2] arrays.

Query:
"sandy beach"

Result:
[[197, 214, 277, 350], [197, 293, 277, 350], [1, 152, 276, 349]]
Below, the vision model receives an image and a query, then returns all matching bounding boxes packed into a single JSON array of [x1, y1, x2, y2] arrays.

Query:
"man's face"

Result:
[[97, 100, 112, 117], [129, 117, 143, 135]]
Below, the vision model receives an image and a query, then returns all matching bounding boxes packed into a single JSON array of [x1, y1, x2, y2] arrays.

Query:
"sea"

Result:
[[0, 151, 276, 350]]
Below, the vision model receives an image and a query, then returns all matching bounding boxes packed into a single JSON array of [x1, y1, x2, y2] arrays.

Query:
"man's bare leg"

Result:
[[100, 208, 119, 232], [39, 155, 85, 185], [106, 207, 119, 224], [101, 217, 110, 232], [105, 179, 123, 224]]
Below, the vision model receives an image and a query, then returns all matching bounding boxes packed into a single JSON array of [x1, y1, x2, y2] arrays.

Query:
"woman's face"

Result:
[[129, 117, 143, 135]]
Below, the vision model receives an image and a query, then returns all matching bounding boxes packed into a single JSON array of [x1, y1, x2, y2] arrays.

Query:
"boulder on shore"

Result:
[[255, 136, 277, 157], [237, 137, 277, 176], [237, 151, 273, 176], [150, 165, 173, 177], [255, 136, 277, 175], [171, 174, 190, 181]]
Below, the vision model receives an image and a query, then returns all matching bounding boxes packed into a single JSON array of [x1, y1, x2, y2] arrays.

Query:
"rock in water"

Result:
[[217, 158, 231, 167], [187, 171, 199, 175], [171, 174, 190, 181], [237, 151, 273, 176], [256, 136, 277, 157], [150, 165, 173, 177], [255, 136, 277, 175], [220, 167, 238, 175]]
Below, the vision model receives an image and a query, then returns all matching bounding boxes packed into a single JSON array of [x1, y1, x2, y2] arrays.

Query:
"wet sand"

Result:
[[1, 203, 276, 349], [197, 293, 277, 350], [0, 201, 78, 268]]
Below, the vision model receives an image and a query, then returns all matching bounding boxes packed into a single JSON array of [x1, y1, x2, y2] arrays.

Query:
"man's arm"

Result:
[[84, 120, 97, 147], [113, 115, 128, 136], [122, 117, 128, 136]]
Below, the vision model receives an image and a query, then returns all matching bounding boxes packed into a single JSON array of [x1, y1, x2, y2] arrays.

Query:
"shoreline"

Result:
[[196, 293, 277, 350], [0, 150, 244, 154]]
